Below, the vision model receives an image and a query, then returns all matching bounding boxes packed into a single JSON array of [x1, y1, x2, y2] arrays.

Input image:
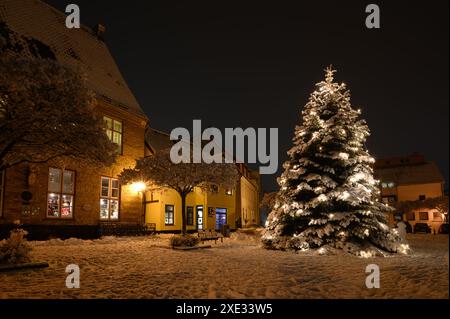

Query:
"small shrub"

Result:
[[170, 234, 200, 247], [0, 228, 32, 264]]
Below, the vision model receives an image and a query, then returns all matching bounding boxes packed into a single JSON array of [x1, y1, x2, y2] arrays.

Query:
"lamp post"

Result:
[[131, 182, 147, 225]]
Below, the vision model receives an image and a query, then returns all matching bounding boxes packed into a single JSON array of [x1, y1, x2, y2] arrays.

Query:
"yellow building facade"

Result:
[[144, 129, 261, 232]]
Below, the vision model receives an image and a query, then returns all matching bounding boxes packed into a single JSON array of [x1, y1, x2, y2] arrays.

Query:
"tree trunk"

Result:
[[181, 193, 187, 235]]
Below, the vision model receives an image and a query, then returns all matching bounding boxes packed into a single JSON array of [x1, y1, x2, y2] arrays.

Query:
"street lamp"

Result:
[[131, 181, 147, 225], [131, 181, 146, 194]]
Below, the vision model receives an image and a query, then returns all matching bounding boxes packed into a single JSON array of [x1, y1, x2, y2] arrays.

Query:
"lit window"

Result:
[[0, 170, 4, 217], [103, 116, 123, 154], [47, 168, 75, 218], [381, 182, 388, 188], [387, 182, 395, 188], [165, 205, 174, 225], [187, 206, 194, 226], [225, 189, 233, 196], [382, 196, 396, 205], [100, 176, 119, 220]]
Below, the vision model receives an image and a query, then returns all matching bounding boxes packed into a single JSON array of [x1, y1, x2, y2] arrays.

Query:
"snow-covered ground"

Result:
[[0, 232, 448, 299]]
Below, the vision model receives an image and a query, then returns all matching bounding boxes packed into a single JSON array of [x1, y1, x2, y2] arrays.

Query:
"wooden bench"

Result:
[[197, 229, 224, 244]]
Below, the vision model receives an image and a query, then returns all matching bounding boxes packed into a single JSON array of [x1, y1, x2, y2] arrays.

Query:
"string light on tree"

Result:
[[261, 66, 409, 256]]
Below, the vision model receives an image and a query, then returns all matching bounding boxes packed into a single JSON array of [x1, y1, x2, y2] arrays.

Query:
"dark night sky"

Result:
[[45, 0, 449, 192]]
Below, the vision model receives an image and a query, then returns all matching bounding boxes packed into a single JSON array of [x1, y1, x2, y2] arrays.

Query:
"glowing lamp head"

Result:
[[131, 182, 146, 193]]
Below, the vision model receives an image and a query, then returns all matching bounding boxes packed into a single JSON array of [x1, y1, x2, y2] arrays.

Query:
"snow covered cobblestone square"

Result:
[[0, 234, 447, 299]]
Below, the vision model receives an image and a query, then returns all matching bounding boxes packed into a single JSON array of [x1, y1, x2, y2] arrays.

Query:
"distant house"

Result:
[[374, 153, 446, 232], [144, 128, 260, 233]]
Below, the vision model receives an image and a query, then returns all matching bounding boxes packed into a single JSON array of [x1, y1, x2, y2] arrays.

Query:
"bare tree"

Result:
[[0, 54, 117, 171], [119, 149, 240, 234]]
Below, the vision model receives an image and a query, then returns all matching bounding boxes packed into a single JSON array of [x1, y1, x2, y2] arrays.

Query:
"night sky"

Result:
[[45, 0, 449, 192]]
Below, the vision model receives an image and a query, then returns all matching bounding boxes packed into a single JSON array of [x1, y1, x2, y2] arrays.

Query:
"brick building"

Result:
[[0, 0, 261, 238], [0, 0, 149, 237]]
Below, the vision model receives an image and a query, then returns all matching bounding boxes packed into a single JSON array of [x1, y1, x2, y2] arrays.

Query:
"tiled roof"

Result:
[[374, 161, 444, 185], [0, 0, 146, 117], [145, 128, 175, 153]]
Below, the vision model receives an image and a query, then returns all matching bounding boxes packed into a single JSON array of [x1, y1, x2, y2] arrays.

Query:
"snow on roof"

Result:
[[0, 0, 146, 117], [374, 161, 444, 185]]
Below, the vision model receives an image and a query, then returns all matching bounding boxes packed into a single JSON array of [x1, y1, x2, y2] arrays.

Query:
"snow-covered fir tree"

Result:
[[262, 67, 410, 256]]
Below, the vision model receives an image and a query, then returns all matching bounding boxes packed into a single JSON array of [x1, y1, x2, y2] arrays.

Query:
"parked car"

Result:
[[438, 223, 449, 234], [413, 223, 431, 234]]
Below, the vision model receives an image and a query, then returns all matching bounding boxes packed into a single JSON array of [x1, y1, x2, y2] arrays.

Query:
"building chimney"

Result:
[[93, 23, 106, 41]]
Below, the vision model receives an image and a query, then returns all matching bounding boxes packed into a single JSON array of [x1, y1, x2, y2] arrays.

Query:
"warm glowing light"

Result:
[[131, 182, 146, 193]]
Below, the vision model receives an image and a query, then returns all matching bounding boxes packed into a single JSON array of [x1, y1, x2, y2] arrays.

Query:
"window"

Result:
[[382, 196, 396, 205], [433, 212, 442, 221], [419, 195, 426, 201], [419, 212, 429, 220], [0, 170, 4, 217], [165, 205, 174, 225], [47, 168, 75, 218], [406, 212, 415, 221], [210, 184, 219, 193], [187, 206, 194, 226], [100, 177, 119, 220], [225, 188, 233, 196], [103, 116, 123, 154], [381, 182, 395, 189]]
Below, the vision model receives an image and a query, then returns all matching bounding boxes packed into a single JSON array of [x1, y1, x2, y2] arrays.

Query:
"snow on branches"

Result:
[[262, 66, 409, 256], [0, 54, 117, 171], [119, 149, 239, 234]]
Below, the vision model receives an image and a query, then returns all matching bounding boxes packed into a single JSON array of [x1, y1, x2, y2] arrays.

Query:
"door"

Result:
[[215, 208, 227, 231], [196, 205, 203, 230]]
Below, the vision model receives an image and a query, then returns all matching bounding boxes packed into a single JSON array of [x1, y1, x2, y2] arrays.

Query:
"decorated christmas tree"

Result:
[[262, 67, 410, 256]]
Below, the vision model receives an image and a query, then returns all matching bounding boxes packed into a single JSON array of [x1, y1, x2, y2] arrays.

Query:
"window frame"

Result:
[[99, 176, 120, 221], [165, 204, 174, 226], [186, 206, 194, 226], [47, 167, 76, 219], [103, 115, 123, 155]]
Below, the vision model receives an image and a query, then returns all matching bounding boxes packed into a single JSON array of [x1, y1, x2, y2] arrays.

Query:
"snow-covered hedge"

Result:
[[0, 229, 32, 264]]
